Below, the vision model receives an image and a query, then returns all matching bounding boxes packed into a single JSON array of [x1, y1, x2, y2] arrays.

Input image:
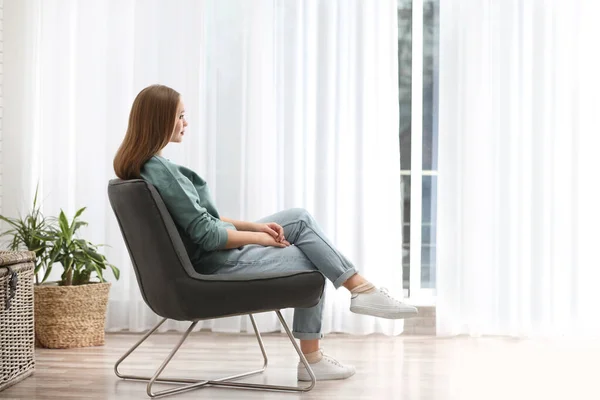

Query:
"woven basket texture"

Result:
[[0, 250, 36, 392], [34, 282, 111, 349]]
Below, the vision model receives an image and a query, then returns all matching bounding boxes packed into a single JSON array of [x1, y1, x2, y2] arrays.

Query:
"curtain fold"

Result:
[[3, 0, 404, 335], [438, 0, 600, 337]]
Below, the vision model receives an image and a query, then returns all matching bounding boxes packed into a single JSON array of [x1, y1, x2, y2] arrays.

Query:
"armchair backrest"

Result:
[[107, 179, 196, 319]]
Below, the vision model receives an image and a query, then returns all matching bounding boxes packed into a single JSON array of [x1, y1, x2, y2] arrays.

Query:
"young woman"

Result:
[[114, 84, 418, 382]]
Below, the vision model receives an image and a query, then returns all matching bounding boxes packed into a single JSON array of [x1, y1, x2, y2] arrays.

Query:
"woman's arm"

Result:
[[220, 217, 257, 232], [224, 229, 289, 249], [221, 217, 286, 243]]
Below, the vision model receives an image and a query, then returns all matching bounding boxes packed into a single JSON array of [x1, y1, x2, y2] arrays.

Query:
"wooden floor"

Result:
[[1, 331, 599, 400]]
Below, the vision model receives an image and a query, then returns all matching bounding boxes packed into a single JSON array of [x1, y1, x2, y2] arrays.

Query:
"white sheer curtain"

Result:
[[437, 0, 600, 337], [3, 0, 404, 335]]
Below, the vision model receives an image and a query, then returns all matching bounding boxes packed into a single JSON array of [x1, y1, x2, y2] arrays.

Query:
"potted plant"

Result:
[[33, 207, 120, 348], [1, 197, 120, 349]]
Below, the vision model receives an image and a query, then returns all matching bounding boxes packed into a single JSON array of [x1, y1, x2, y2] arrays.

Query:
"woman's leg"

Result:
[[260, 208, 417, 320], [258, 209, 381, 293], [197, 241, 355, 380], [199, 243, 327, 341], [256, 208, 359, 288], [196, 207, 414, 379], [300, 339, 320, 354], [342, 273, 369, 291], [198, 208, 362, 337]]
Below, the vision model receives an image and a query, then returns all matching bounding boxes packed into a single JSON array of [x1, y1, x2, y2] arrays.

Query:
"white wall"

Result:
[[0, 0, 4, 214]]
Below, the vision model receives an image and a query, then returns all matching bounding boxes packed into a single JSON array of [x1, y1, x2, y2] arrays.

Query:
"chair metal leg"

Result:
[[114, 311, 316, 398], [115, 317, 266, 387], [248, 313, 269, 370]]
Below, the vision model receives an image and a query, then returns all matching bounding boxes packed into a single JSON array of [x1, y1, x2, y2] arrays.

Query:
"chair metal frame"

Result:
[[114, 310, 316, 398]]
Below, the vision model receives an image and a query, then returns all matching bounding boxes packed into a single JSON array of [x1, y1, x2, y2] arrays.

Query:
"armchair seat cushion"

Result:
[[175, 270, 325, 321]]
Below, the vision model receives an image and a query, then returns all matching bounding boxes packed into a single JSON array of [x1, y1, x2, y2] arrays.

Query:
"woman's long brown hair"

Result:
[[113, 84, 180, 180]]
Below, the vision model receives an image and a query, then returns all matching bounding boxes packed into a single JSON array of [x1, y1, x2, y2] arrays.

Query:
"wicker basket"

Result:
[[0, 250, 36, 392], [34, 282, 111, 349]]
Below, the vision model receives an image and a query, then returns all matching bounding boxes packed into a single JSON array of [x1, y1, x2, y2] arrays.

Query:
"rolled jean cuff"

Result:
[[332, 267, 357, 289], [293, 331, 324, 340]]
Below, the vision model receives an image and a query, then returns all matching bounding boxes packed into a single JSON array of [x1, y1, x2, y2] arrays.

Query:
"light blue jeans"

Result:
[[195, 208, 358, 340]]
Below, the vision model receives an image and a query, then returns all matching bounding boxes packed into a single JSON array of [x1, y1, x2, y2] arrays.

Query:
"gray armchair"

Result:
[[108, 179, 325, 398]]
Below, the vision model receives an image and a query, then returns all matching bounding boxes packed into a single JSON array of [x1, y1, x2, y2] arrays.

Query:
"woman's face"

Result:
[[170, 100, 188, 143]]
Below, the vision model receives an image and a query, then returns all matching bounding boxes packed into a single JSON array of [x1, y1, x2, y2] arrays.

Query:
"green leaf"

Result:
[[109, 264, 120, 280], [0, 228, 17, 239], [33, 231, 55, 241], [58, 211, 70, 236], [92, 264, 105, 283], [85, 248, 104, 263], [73, 207, 86, 221], [33, 182, 40, 209], [41, 266, 53, 283], [72, 221, 88, 234], [0, 215, 20, 228], [48, 242, 62, 264], [28, 245, 44, 253], [72, 252, 88, 264], [69, 208, 86, 236], [9, 237, 20, 251]]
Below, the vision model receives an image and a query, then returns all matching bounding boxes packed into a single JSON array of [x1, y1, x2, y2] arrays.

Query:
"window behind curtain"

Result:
[[398, 0, 439, 301]]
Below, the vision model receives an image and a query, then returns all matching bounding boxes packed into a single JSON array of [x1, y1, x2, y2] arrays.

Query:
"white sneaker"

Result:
[[350, 287, 418, 319], [297, 351, 356, 381]]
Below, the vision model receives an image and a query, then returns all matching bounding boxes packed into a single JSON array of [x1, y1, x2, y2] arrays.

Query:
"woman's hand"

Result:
[[253, 222, 287, 243], [256, 232, 291, 248]]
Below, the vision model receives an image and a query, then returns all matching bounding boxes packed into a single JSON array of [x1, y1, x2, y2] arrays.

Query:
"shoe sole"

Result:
[[350, 305, 418, 320], [297, 370, 356, 381]]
